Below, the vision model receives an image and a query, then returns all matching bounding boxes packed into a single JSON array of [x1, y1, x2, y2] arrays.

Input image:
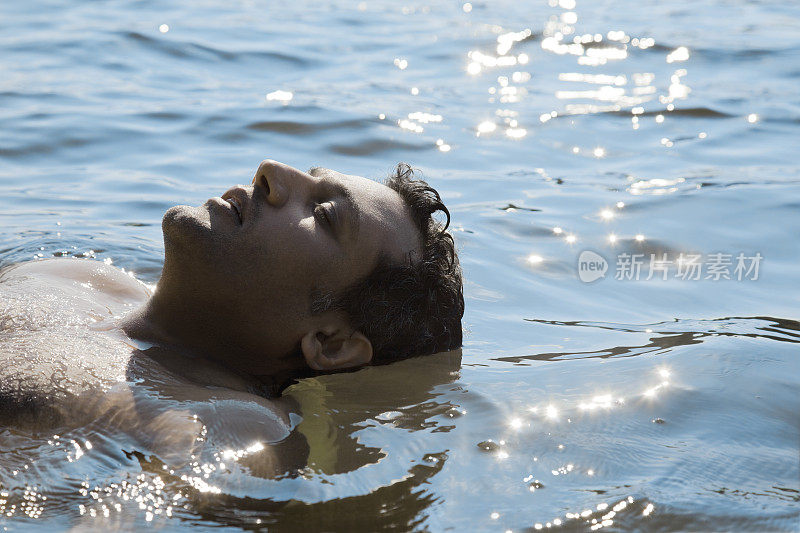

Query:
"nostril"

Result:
[[254, 160, 287, 207]]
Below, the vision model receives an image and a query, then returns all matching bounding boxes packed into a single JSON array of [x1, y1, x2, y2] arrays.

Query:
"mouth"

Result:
[[227, 196, 243, 225], [221, 187, 247, 225]]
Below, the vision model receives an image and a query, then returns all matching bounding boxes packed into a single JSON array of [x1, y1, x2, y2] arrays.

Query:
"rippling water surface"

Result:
[[1, 0, 799, 530]]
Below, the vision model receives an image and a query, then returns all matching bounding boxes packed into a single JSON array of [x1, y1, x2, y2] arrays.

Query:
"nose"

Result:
[[252, 159, 311, 208]]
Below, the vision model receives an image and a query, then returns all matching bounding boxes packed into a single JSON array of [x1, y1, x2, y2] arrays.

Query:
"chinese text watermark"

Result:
[[578, 251, 762, 283]]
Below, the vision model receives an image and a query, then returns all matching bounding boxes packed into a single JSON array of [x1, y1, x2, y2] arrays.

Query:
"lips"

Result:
[[221, 187, 247, 225], [228, 196, 243, 224]]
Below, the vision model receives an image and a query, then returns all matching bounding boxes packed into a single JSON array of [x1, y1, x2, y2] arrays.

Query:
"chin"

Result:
[[161, 204, 216, 265], [162, 204, 210, 243], [161, 204, 238, 281]]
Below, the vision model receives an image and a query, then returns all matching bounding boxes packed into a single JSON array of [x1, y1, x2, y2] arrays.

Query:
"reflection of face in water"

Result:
[[286, 349, 463, 475], [116, 351, 463, 529], [123, 346, 462, 483], [124, 345, 307, 478]]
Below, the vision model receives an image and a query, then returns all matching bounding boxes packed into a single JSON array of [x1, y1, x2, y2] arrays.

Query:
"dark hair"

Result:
[[312, 163, 464, 363]]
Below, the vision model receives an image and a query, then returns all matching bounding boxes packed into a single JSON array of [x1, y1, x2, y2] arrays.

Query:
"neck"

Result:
[[120, 288, 198, 351], [122, 300, 280, 394], [119, 278, 302, 397]]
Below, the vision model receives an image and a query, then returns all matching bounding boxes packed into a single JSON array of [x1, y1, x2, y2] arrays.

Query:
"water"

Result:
[[1, 0, 799, 530]]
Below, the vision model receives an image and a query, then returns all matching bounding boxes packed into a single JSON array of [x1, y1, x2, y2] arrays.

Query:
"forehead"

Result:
[[312, 167, 421, 263], [311, 166, 392, 200]]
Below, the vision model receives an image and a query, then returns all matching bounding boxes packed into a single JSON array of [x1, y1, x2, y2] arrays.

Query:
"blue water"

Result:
[[1, 0, 799, 530]]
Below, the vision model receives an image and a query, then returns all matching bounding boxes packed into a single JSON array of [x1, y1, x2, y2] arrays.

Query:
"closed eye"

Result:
[[314, 202, 334, 229]]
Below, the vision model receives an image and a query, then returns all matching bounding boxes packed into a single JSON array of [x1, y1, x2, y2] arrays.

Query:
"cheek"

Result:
[[235, 219, 334, 295]]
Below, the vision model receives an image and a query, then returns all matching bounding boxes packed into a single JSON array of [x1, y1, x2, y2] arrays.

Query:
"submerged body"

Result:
[[0, 258, 297, 470], [0, 160, 462, 480]]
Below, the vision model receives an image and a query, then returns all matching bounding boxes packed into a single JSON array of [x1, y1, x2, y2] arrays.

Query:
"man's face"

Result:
[[160, 160, 420, 374]]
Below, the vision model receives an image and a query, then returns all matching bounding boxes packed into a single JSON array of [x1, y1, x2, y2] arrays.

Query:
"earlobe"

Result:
[[300, 329, 373, 371]]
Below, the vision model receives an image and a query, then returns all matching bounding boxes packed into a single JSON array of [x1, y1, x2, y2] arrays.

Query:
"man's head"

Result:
[[158, 160, 463, 380], [311, 163, 463, 364]]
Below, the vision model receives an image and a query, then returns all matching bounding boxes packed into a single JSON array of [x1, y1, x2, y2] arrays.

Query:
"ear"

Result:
[[300, 326, 373, 372]]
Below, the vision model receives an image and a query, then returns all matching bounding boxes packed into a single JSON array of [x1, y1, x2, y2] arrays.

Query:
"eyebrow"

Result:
[[315, 170, 361, 242]]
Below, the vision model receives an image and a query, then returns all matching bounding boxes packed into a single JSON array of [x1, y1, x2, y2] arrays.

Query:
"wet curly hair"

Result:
[[311, 163, 464, 363]]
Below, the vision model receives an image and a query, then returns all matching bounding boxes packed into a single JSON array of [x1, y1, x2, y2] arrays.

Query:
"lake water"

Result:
[[1, 0, 798, 530]]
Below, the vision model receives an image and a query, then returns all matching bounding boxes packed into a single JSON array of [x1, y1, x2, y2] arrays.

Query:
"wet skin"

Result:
[[0, 259, 296, 469], [0, 160, 422, 473], [122, 160, 422, 378]]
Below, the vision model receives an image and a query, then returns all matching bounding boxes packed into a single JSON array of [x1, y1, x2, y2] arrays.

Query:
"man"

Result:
[[0, 160, 463, 469]]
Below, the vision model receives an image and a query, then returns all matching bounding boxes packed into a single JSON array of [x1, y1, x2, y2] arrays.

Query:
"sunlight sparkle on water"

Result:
[[546, 405, 558, 419], [616, 201, 625, 208], [635, 234, 645, 242], [398, 119, 423, 133], [600, 209, 614, 220], [511, 71, 532, 84], [462, 2, 472, 12], [158, 24, 170, 33], [593, 147, 606, 158], [593, 394, 612, 406], [266, 90, 293, 103], [527, 254, 544, 265], [497, 29, 532, 55], [436, 139, 451, 152], [477, 121, 497, 135], [561, 11, 578, 24], [580, 394, 614, 411], [565, 234, 577, 244], [408, 112, 442, 123], [666, 46, 690, 63], [644, 383, 666, 398], [608, 234, 617, 243], [747, 113, 759, 123], [553, 227, 563, 235]]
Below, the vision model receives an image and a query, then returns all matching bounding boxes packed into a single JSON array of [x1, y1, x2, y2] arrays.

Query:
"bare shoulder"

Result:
[[0, 259, 146, 399], [0, 258, 151, 303]]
